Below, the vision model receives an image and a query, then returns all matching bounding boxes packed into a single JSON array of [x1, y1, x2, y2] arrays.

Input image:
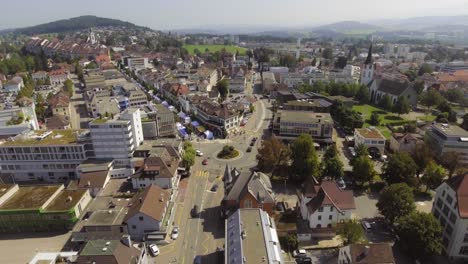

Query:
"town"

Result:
[[0, 11, 467, 264]]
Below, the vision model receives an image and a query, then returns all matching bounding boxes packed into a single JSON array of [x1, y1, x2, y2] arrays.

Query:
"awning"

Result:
[[204, 130, 214, 140], [179, 128, 188, 137], [197, 126, 206, 133], [191, 121, 200, 127], [178, 112, 187, 118], [162, 101, 169, 107]]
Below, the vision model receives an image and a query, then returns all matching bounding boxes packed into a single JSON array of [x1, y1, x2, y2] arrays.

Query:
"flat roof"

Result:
[[84, 208, 127, 226], [434, 123, 468, 137], [0, 184, 15, 197], [241, 209, 269, 263], [45, 189, 87, 211], [280, 110, 332, 123], [355, 128, 386, 140], [79, 240, 119, 256], [0, 185, 61, 210], [2, 130, 80, 146]]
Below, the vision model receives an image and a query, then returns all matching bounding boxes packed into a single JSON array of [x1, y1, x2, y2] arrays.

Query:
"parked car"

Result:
[[196, 150, 203, 156], [337, 178, 346, 189], [247, 146, 252, 152], [194, 255, 202, 264], [250, 142, 255, 146], [211, 184, 219, 192], [171, 226, 179, 240], [191, 205, 199, 217], [202, 159, 208, 165], [293, 249, 307, 258], [296, 257, 313, 264], [149, 244, 160, 256], [362, 221, 372, 232]]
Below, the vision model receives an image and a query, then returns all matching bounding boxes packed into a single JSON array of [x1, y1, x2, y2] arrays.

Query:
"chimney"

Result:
[[121, 235, 132, 247]]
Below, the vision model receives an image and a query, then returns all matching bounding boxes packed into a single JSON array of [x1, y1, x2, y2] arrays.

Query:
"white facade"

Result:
[[126, 212, 163, 241], [121, 108, 144, 148], [132, 177, 177, 190], [127, 57, 149, 71], [299, 195, 352, 229], [354, 128, 386, 156]]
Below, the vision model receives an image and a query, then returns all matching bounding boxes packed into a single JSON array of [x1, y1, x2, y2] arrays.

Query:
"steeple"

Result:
[[364, 43, 373, 65], [224, 164, 232, 184]]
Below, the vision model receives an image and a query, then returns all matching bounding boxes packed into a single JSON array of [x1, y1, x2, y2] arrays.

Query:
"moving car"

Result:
[[171, 226, 179, 240], [149, 244, 160, 256], [196, 150, 203, 156], [247, 146, 252, 152], [202, 159, 208, 165], [191, 205, 199, 217], [250, 141, 255, 146], [293, 249, 307, 258], [211, 184, 219, 192]]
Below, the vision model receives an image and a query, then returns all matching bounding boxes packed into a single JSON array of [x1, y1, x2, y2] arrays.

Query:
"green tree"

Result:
[[256, 136, 290, 175], [216, 79, 229, 100], [392, 96, 411, 116], [441, 151, 460, 178], [378, 95, 393, 111], [350, 143, 369, 166], [420, 90, 443, 111], [421, 161, 446, 192], [395, 211, 443, 260], [444, 88, 464, 104], [377, 183, 416, 224], [352, 155, 376, 186], [182, 142, 196, 169], [369, 112, 380, 126], [411, 142, 434, 176], [322, 156, 344, 179], [354, 85, 370, 104], [382, 152, 418, 186], [63, 79, 74, 97], [322, 47, 333, 60], [418, 63, 433, 76], [75, 62, 84, 82], [291, 134, 320, 182], [35, 93, 46, 120], [337, 220, 366, 245]]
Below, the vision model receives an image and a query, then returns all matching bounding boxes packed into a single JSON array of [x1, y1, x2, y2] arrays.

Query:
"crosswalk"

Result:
[[195, 170, 209, 178]]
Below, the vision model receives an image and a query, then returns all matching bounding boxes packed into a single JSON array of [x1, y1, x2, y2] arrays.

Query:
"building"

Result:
[[141, 104, 176, 139], [272, 110, 333, 143], [4, 76, 24, 93], [225, 208, 283, 264], [90, 108, 143, 167], [29, 251, 78, 264], [0, 100, 39, 137], [354, 128, 386, 157], [131, 155, 179, 190], [432, 174, 468, 260], [368, 77, 418, 106], [0, 184, 91, 232], [282, 99, 332, 112], [31, 71, 49, 83], [84, 72, 106, 89], [299, 180, 355, 230], [49, 69, 70, 86], [389, 133, 423, 153], [338, 243, 396, 264], [0, 130, 92, 182], [126, 57, 149, 71], [223, 166, 275, 215], [192, 98, 241, 137], [329, 65, 361, 84], [124, 185, 171, 241], [76, 237, 149, 264], [48, 91, 76, 128], [426, 123, 468, 165]]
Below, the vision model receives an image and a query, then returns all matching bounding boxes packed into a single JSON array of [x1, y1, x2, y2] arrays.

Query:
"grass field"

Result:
[[353, 104, 409, 139], [183, 44, 247, 55]]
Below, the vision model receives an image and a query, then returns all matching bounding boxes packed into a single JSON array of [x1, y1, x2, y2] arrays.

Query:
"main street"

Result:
[[156, 97, 272, 263]]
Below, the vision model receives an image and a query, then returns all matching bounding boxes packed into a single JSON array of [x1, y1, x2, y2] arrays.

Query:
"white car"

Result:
[[171, 226, 179, 240], [149, 244, 160, 256], [293, 249, 307, 258], [196, 150, 203, 156]]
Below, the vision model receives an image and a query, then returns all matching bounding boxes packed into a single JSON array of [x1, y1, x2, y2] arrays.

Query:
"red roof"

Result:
[[446, 174, 468, 218], [306, 180, 356, 213]]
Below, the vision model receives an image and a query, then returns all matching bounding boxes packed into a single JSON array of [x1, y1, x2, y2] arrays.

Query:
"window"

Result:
[[329, 215, 333, 220], [243, 199, 252, 208], [434, 210, 440, 219], [446, 225, 453, 236], [330, 207, 334, 212], [318, 207, 324, 212], [318, 215, 322, 220], [316, 224, 321, 228], [447, 195, 453, 205], [463, 234, 468, 243], [442, 190, 446, 197], [443, 205, 450, 217], [132, 225, 136, 229], [139, 216, 144, 221], [460, 246, 468, 255], [449, 212, 457, 224], [436, 198, 443, 209]]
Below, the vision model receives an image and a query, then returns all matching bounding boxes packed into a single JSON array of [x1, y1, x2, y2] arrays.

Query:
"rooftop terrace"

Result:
[[0, 185, 61, 210], [2, 130, 80, 146]]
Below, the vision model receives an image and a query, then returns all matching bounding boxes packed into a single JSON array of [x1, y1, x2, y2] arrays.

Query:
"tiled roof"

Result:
[[306, 181, 355, 214], [347, 243, 395, 264], [446, 174, 468, 218], [225, 171, 275, 204], [78, 171, 109, 189], [124, 185, 170, 222], [49, 91, 70, 108], [373, 78, 411, 96]]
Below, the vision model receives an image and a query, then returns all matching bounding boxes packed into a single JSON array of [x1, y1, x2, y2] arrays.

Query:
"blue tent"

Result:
[[179, 128, 188, 138], [162, 101, 169, 107], [178, 112, 187, 119], [204, 130, 214, 140], [191, 121, 200, 127]]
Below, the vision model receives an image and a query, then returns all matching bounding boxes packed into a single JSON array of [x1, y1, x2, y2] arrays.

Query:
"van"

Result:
[[362, 221, 372, 232]]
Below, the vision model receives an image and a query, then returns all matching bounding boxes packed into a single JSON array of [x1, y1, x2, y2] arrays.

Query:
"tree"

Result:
[[350, 143, 369, 166], [63, 79, 74, 97], [420, 90, 443, 111], [322, 48, 333, 60], [392, 96, 411, 116], [395, 212, 443, 260], [444, 88, 464, 104], [411, 142, 434, 176], [382, 152, 418, 186], [216, 79, 229, 100], [354, 85, 370, 104], [418, 63, 433, 76], [256, 136, 290, 175], [291, 134, 320, 182], [377, 183, 416, 224], [352, 155, 376, 186], [421, 161, 446, 192], [378, 94, 393, 111], [334, 56, 347, 69], [279, 54, 297, 68], [322, 156, 344, 179], [182, 142, 196, 169], [35, 93, 46, 120], [369, 112, 380, 126], [462, 113, 468, 130], [441, 151, 460, 178], [337, 220, 366, 245]]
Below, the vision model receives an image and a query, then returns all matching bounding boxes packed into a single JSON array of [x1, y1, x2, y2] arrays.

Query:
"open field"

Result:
[[183, 44, 247, 55]]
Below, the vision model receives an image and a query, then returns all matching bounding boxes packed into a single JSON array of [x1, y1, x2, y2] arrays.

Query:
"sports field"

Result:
[[183, 44, 247, 55]]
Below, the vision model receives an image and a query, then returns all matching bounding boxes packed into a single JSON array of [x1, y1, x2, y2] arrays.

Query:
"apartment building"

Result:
[[272, 110, 333, 143], [354, 128, 386, 157], [433, 174, 468, 261], [0, 130, 92, 182], [126, 57, 149, 71], [426, 123, 468, 165], [0, 100, 39, 136]]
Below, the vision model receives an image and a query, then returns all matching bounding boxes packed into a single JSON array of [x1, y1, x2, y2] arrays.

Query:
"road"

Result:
[[156, 98, 272, 263]]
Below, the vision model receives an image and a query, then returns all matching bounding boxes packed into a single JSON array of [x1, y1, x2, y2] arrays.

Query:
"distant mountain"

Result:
[[312, 21, 381, 33], [15, 15, 149, 35], [371, 15, 468, 30]]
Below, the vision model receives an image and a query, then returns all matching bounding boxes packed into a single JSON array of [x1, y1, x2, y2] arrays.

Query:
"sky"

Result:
[[1, 0, 468, 30]]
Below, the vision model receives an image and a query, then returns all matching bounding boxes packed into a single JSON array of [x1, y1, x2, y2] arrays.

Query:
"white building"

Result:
[[354, 128, 386, 157], [299, 181, 355, 230], [0, 101, 39, 137], [131, 156, 179, 190], [329, 65, 361, 84], [4, 77, 24, 93], [433, 175, 468, 261], [127, 57, 149, 71], [89, 108, 143, 167], [225, 208, 283, 264]]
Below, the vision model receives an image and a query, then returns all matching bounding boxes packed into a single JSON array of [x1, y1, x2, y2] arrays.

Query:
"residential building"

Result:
[[90, 108, 143, 167], [76, 237, 149, 264], [48, 91, 77, 128], [29, 252, 78, 264], [31, 71, 49, 83], [84, 72, 106, 89], [329, 65, 361, 84], [131, 154, 179, 190], [192, 98, 241, 137], [0, 130, 92, 182], [282, 99, 332, 112], [225, 208, 283, 264], [0, 184, 91, 232], [0, 99, 39, 137], [389, 133, 423, 153], [272, 110, 334, 143], [426, 123, 468, 165], [4, 76, 24, 93], [124, 185, 171, 241], [125, 57, 149, 71], [49, 69, 70, 86], [432, 174, 468, 261], [354, 128, 386, 157], [160, 83, 190, 106], [299, 180, 355, 230], [338, 243, 395, 264], [140, 104, 176, 139], [229, 77, 247, 93], [223, 166, 275, 215]]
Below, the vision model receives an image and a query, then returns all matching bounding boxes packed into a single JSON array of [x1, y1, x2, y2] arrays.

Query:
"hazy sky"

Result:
[[1, 0, 468, 30]]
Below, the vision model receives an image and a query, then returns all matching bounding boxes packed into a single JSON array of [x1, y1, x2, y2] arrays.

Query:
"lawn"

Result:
[[183, 44, 247, 55]]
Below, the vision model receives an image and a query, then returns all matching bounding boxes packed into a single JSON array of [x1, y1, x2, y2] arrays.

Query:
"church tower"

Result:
[[360, 43, 375, 85]]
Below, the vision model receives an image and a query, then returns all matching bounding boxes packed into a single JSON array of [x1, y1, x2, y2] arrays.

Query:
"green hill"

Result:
[[16, 15, 148, 35]]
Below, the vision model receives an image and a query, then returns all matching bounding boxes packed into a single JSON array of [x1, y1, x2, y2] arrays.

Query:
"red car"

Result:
[[202, 159, 208, 165]]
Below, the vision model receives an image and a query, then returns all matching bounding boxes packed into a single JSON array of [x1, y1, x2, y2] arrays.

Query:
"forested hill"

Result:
[[15, 15, 148, 35]]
